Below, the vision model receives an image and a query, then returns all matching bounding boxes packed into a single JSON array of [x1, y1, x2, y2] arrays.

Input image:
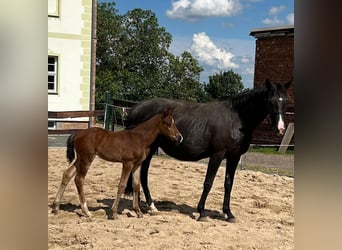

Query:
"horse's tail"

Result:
[[66, 133, 76, 164]]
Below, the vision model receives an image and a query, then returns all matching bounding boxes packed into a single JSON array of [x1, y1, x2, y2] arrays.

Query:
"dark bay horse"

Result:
[[125, 78, 292, 222], [52, 109, 183, 219]]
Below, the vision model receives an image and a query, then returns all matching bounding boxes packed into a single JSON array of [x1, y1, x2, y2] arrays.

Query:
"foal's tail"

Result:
[[66, 133, 77, 164]]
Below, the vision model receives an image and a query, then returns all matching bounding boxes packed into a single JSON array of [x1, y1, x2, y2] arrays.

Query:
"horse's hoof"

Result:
[[148, 210, 160, 216], [226, 216, 236, 223], [197, 216, 209, 222], [136, 213, 144, 218]]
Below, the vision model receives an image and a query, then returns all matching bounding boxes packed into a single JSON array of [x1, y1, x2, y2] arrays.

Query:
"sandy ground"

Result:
[[48, 147, 294, 249]]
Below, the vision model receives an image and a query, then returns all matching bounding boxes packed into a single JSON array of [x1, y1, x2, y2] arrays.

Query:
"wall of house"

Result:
[[251, 34, 294, 146], [253, 35, 294, 107], [48, 0, 93, 122]]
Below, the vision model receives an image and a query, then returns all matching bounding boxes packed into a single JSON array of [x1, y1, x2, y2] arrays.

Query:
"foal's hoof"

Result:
[[51, 208, 59, 215], [83, 211, 93, 218], [136, 212, 144, 218], [110, 214, 119, 220], [51, 204, 59, 215]]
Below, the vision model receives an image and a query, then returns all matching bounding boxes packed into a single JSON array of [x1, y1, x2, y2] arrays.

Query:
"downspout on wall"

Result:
[[89, 0, 97, 127]]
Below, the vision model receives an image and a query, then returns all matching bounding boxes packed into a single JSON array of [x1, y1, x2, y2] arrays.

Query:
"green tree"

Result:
[[161, 51, 205, 101], [205, 70, 244, 99], [96, 2, 123, 108], [96, 2, 206, 104]]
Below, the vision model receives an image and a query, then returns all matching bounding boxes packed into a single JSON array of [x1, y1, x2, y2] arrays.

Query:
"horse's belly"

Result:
[[160, 143, 209, 162]]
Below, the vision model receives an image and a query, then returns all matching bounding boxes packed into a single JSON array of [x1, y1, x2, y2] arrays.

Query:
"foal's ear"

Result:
[[161, 107, 175, 118], [284, 77, 293, 90]]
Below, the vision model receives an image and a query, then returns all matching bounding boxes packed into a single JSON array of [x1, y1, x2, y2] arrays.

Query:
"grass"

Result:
[[240, 164, 294, 178], [159, 153, 294, 178], [249, 146, 294, 155]]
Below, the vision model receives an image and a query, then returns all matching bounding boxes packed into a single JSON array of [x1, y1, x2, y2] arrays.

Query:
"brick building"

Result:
[[249, 25, 294, 146]]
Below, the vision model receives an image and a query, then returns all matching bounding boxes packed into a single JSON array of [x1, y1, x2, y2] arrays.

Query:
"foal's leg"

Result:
[[111, 162, 133, 219], [52, 163, 77, 214], [132, 165, 143, 218], [222, 156, 240, 222], [74, 156, 94, 217], [197, 153, 224, 221]]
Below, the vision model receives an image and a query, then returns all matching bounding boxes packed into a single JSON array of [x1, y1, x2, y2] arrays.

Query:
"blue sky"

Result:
[[105, 0, 294, 89]]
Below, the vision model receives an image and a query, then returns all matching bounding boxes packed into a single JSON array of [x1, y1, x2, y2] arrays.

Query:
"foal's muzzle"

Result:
[[172, 133, 183, 144]]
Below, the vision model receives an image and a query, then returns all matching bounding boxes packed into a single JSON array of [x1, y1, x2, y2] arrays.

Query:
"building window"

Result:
[[48, 56, 58, 93], [48, 0, 59, 17], [48, 121, 56, 130]]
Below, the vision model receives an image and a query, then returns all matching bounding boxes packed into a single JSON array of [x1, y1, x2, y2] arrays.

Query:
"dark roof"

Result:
[[249, 25, 294, 38]]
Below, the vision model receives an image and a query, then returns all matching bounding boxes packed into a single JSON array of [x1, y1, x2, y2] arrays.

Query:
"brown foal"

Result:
[[52, 108, 183, 219]]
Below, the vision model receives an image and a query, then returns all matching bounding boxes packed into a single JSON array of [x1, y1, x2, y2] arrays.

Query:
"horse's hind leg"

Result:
[[111, 162, 133, 219], [74, 157, 94, 217], [52, 162, 77, 214], [132, 165, 143, 218], [222, 156, 240, 222]]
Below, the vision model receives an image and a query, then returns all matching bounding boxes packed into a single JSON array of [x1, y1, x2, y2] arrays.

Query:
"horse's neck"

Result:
[[131, 115, 161, 147], [232, 90, 268, 132]]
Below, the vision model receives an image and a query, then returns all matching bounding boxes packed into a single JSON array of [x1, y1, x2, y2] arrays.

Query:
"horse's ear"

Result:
[[284, 77, 293, 90], [265, 78, 272, 89]]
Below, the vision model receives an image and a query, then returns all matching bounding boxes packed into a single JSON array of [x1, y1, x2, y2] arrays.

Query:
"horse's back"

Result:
[[127, 98, 245, 160], [127, 98, 183, 128], [73, 127, 108, 152]]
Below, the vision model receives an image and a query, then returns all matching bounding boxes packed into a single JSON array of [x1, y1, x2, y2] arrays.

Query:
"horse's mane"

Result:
[[219, 87, 268, 109]]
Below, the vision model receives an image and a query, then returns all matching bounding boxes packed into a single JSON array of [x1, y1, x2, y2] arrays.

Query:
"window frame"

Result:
[[48, 0, 60, 17], [48, 120, 56, 130], [48, 56, 58, 94]]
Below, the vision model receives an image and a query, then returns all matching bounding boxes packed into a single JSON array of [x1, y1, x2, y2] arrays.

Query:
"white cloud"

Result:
[[262, 16, 284, 26], [287, 12, 294, 25], [241, 56, 250, 64], [269, 5, 285, 16], [168, 35, 255, 88], [190, 32, 239, 69], [262, 5, 294, 27], [166, 0, 242, 21], [244, 67, 254, 75]]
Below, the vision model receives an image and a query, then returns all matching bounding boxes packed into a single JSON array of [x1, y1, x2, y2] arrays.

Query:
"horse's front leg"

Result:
[[197, 153, 224, 221], [111, 161, 133, 219], [141, 144, 160, 215], [222, 156, 240, 222], [132, 164, 143, 218]]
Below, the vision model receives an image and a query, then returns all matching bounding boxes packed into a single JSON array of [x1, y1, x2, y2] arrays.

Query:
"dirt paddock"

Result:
[[48, 148, 294, 249]]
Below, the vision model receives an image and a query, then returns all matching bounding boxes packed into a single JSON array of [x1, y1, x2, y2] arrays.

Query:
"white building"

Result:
[[48, 0, 96, 130]]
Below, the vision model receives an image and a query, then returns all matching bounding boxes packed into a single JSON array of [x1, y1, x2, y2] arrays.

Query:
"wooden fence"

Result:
[[48, 110, 105, 134]]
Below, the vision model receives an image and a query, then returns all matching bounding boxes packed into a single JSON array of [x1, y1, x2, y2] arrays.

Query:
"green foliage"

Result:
[[205, 70, 245, 99], [96, 2, 206, 104]]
